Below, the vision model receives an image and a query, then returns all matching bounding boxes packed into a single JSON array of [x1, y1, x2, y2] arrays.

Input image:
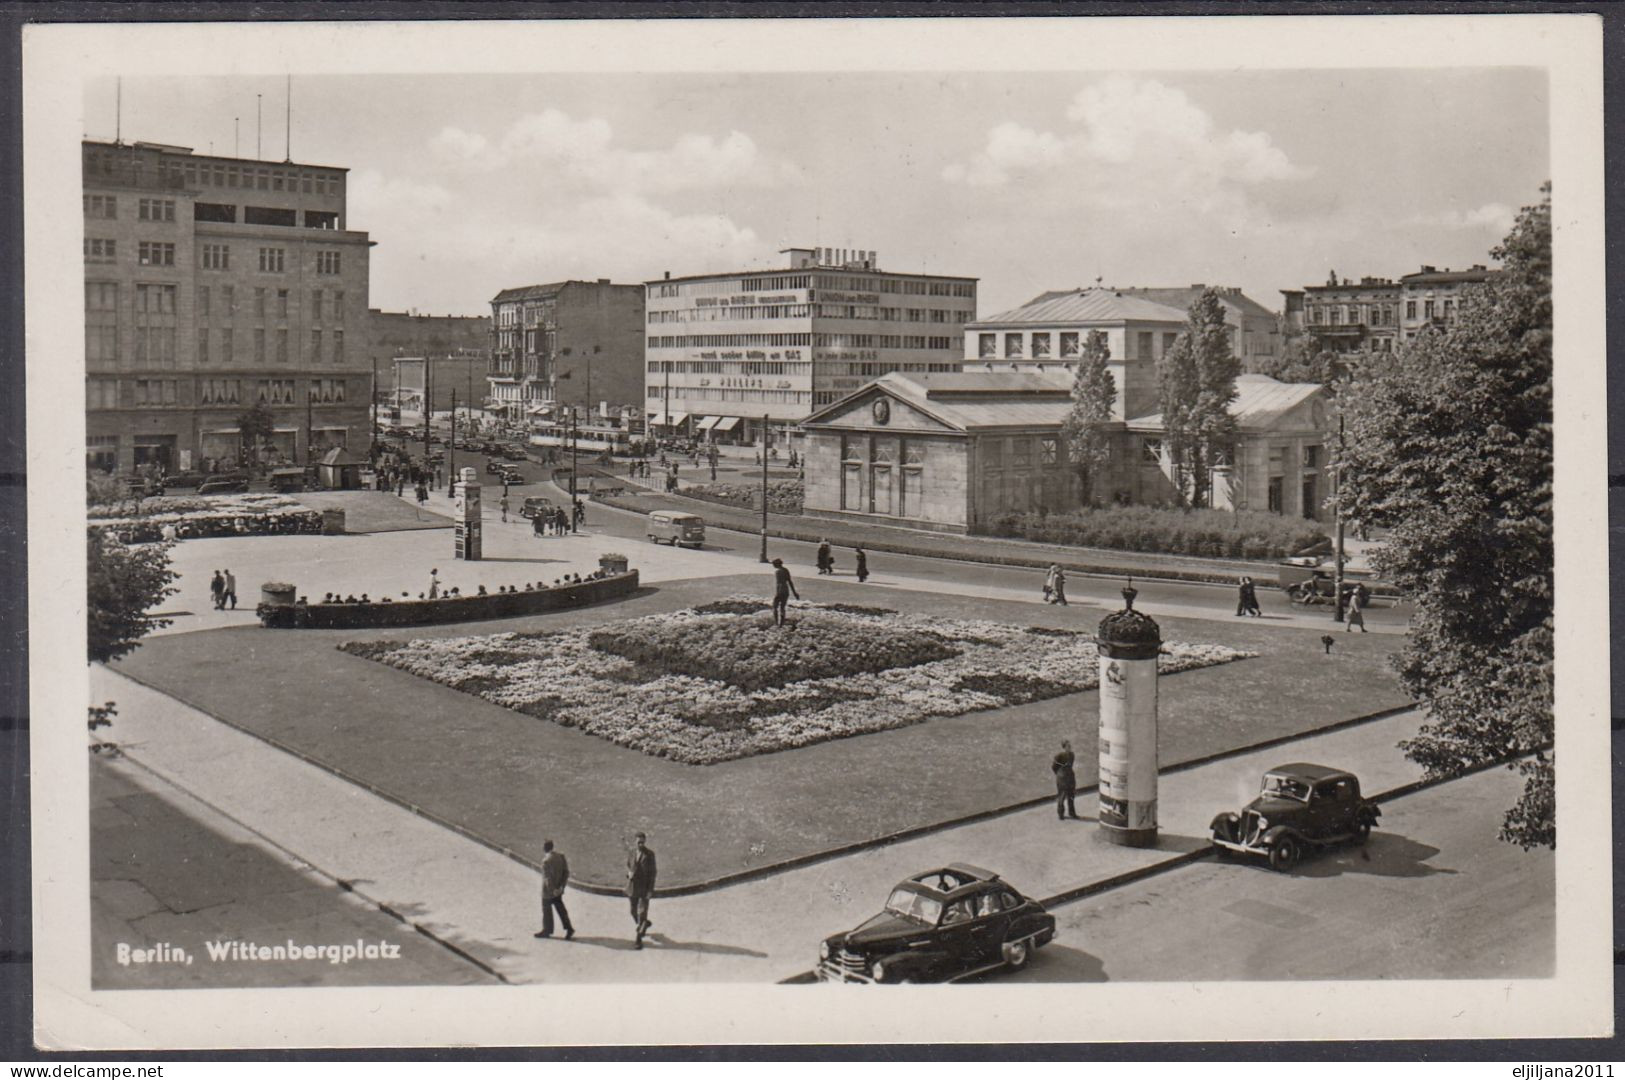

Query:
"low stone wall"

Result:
[[258, 570, 640, 629]]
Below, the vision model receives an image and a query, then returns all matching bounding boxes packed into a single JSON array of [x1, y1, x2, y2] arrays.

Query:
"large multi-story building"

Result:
[[83, 138, 373, 474], [488, 280, 645, 417], [643, 247, 976, 444], [369, 310, 489, 416], [1280, 264, 1494, 354]]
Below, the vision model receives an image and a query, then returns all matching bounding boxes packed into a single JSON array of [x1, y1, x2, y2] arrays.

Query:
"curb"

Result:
[[108, 658, 1414, 901], [774, 749, 1539, 984], [585, 478, 1398, 597]]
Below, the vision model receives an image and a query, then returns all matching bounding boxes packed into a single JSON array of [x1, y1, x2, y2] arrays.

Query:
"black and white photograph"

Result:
[[22, 12, 1610, 1050]]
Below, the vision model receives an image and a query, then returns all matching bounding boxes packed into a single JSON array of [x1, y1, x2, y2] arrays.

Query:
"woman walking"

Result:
[[854, 546, 868, 583]]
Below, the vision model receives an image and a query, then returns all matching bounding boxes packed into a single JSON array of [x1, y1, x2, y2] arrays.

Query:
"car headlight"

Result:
[[1255, 817, 1267, 831], [819, 940, 830, 961], [871, 960, 886, 982]]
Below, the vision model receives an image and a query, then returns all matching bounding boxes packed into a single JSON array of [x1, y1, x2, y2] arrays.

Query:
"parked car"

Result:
[[500, 445, 528, 461], [484, 459, 511, 476], [197, 474, 250, 495], [1210, 763, 1381, 872], [646, 510, 705, 547], [817, 865, 1056, 984], [519, 496, 553, 520], [268, 467, 309, 493], [161, 470, 206, 489]]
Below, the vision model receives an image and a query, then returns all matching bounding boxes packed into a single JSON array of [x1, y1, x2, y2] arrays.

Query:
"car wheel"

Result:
[[1352, 820, 1372, 846], [1268, 836, 1301, 873], [1002, 939, 1031, 971]]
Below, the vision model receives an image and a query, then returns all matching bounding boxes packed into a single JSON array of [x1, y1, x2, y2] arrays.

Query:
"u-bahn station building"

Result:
[[643, 247, 976, 446]]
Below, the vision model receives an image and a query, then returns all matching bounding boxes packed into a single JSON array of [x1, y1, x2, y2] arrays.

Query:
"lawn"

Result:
[[339, 597, 1253, 763], [112, 574, 1411, 891]]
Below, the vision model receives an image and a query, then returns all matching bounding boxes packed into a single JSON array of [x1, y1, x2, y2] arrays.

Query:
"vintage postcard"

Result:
[[25, 13, 1610, 1049]]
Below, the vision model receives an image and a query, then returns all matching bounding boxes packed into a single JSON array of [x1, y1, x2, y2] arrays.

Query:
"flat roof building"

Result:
[[83, 138, 373, 475], [644, 246, 976, 445]]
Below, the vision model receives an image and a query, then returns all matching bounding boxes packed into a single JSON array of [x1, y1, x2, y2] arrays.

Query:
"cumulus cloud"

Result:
[[429, 108, 798, 194], [942, 75, 1307, 223], [1404, 202, 1516, 234]]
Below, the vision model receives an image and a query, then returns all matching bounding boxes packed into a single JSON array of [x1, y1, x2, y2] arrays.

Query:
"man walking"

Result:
[[533, 840, 575, 940], [1344, 583, 1368, 632], [1053, 740, 1078, 820], [1046, 564, 1069, 606], [771, 558, 800, 627], [500, 494, 510, 523], [627, 832, 657, 949], [223, 568, 238, 610], [209, 570, 225, 611], [854, 545, 868, 583]]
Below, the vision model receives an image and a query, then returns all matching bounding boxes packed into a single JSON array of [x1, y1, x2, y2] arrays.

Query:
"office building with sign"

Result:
[[83, 138, 373, 475], [643, 247, 976, 445]]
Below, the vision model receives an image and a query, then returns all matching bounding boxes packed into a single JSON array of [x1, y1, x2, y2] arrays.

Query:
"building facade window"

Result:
[[198, 285, 210, 319], [310, 329, 322, 362], [332, 329, 344, 364], [87, 379, 120, 410], [258, 247, 286, 273], [277, 289, 289, 318], [83, 194, 117, 219], [137, 242, 175, 267], [311, 290, 324, 321], [254, 328, 266, 363], [978, 333, 996, 358], [1141, 437, 1163, 464], [255, 288, 267, 318], [1405, 300, 1417, 319], [137, 198, 176, 222], [1003, 333, 1023, 358], [201, 243, 231, 271], [1031, 332, 1051, 359], [1060, 332, 1080, 358], [276, 328, 289, 363], [133, 284, 177, 368], [221, 328, 233, 363], [85, 282, 119, 366], [1137, 331, 1154, 358], [83, 237, 116, 263], [316, 251, 341, 275]]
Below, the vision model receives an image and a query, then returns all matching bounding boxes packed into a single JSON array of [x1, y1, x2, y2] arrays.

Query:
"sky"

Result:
[[85, 68, 1549, 319]]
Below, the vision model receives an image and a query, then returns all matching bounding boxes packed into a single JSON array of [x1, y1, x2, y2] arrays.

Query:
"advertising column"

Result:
[[1095, 583, 1162, 847], [454, 466, 482, 561]]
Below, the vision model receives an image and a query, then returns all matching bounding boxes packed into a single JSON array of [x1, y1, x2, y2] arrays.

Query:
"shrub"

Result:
[[979, 506, 1325, 560], [679, 479, 804, 514]]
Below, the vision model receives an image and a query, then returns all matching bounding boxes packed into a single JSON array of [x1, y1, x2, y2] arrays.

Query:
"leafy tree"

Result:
[[1156, 289, 1239, 507], [1339, 184, 1552, 849], [236, 401, 276, 467], [1061, 330, 1117, 506], [87, 528, 179, 665], [1260, 335, 1354, 385]]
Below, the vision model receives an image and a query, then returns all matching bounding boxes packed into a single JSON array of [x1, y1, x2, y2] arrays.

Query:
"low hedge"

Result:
[[680, 480, 804, 515], [92, 510, 323, 544], [258, 570, 639, 629], [978, 506, 1328, 560]]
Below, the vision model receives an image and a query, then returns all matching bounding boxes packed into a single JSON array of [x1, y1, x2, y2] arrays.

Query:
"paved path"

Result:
[[147, 485, 1407, 640], [96, 663, 1427, 985]]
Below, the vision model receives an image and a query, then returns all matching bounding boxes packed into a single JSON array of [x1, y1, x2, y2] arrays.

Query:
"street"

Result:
[[1003, 762, 1553, 983]]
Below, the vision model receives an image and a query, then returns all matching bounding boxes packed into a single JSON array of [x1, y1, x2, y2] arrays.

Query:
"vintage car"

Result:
[[816, 865, 1055, 984], [499, 445, 529, 461], [196, 473, 250, 495], [518, 496, 554, 520], [1210, 763, 1381, 872]]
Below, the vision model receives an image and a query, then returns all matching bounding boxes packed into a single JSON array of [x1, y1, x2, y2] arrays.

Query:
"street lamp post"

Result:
[[569, 408, 580, 532], [759, 412, 769, 563], [1332, 412, 1347, 623], [447, 386, 457, 498]]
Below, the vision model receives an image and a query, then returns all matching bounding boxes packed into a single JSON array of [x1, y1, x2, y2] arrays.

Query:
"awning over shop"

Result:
[[712, 416, 741, 432], [695, 416, 720, 431], [648, 411, 689, 427]]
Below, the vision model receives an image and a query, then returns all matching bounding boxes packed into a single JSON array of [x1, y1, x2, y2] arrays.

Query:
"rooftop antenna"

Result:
[[114, 77, 121, 144], [256, 93, 262, 159], [234, 116, 239, 157], [284, 74, 291, 163]]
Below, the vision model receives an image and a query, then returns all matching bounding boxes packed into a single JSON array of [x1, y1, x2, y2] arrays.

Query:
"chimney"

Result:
[[598, 278, 609, 285], [663, 271, 671, 280]]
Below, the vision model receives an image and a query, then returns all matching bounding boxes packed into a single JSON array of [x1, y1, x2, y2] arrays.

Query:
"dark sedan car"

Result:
[[817, 865, 1055, 984], [1210, 763, 1381, 872], [197, 474, 250, 495]]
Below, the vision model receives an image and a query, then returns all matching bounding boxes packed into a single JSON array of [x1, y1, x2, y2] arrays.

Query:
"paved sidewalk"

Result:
[[96, 663, 1425, 985]]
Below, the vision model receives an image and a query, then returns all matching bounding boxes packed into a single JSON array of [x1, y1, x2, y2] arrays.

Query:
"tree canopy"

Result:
[[1061, 330, 1117, 506], [88, 529, 178, 665], [1156, 289, 1239, 507], [1339, 184, 1553, 848]]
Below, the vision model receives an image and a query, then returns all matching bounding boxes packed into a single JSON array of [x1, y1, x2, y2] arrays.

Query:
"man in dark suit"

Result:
[[534, 839, 574, 940], [627, 832, 657, 949], [1053, 740, 1079, 820]]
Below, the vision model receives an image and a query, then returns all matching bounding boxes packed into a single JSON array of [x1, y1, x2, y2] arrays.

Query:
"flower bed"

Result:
[[89, 493, 322, 543], [980, 506, 1329, 560], [340, 594, 1255, 764], [679, 479, 804, 514]]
